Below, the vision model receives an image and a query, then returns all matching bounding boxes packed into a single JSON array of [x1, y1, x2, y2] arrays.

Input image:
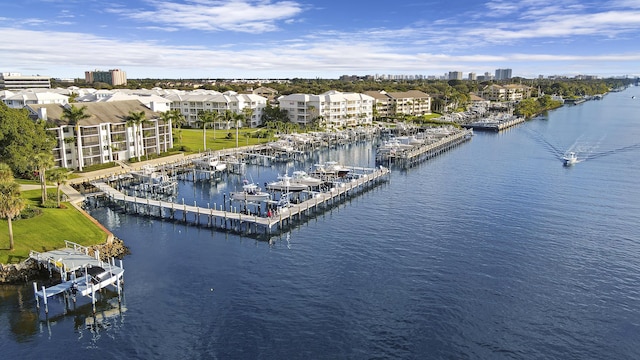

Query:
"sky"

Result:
[[1, 0, 639, 79]]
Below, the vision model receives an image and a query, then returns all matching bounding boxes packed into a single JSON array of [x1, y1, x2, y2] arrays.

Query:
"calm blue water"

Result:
[[2, 87, 640, 359]]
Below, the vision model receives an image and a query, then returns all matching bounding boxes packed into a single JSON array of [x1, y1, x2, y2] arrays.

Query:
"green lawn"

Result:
[[0, 189, 107, 264], [174, 127, 275, 153]]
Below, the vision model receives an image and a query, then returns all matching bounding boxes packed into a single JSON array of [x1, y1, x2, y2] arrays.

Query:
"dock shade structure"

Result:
[[29, 240, 124, 315]]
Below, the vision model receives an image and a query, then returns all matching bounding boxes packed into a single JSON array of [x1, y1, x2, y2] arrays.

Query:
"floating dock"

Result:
[[90, 166, 390, 236], [29, 241, 124, 315]]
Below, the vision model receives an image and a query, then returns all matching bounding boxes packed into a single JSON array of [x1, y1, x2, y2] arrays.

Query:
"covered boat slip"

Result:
[[29, 240, 124, 314]]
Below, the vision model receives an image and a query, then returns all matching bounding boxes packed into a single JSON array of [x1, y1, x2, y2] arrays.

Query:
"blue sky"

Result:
[[1, 0, 639, 79]]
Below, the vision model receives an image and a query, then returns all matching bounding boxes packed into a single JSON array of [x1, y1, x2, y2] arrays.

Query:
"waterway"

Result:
[[2, 87, 640, 359]]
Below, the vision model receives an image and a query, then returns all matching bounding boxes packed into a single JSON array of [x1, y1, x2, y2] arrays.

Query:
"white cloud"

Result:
[[2, 27, 639, 78], [108, 0, 305, 33]]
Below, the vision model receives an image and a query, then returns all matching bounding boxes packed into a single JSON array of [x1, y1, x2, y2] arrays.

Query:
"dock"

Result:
[[90, 165, 391, 236], [461, 116, 525, 132], [29, 240, 124, 315], [376, 129, 472, 167]]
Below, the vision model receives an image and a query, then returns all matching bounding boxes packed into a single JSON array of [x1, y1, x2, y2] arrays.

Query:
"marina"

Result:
[[89, 164, 390, 235], [376, 128, 473, 167], [461, 114, 526, 132]]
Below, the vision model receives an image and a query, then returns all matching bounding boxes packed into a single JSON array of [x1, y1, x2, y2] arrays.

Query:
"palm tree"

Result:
[[126, 111, 148, 162], [0, 163, 24, 251], [162, 110, 185, 145], [221, 109, 235, 131], [61, 104, 91, 171], [234, 112, 245, 148], [197, 110, 217, 151], [32, 152, 54, 204], [48, 168, 72, 208], [0, 163, 13, 183]]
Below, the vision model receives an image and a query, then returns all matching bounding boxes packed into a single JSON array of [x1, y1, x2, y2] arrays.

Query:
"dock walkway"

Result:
[[92, 166, 390, 235]]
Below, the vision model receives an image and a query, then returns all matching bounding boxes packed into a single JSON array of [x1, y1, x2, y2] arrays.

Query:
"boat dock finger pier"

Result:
[[29, 241, 124, 316], [377, 129, 473, 167], [90, 166, 390, 236]]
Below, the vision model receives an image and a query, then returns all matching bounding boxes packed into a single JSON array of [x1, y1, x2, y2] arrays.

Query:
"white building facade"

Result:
[[277, 91, 374, 128], [28, 100, 172, 170], [165, 90, 268, 128]]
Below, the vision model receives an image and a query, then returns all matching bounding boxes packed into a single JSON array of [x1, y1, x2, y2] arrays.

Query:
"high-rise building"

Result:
[[448, 71, 463, 80], [468, 72, 477, 81], [85, 69, 127, 86], [495, 68, 513, 80]]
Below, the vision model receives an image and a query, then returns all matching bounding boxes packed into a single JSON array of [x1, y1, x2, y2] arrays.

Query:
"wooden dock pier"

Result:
[[461, 116, 525, 132], [91, 166, 391, 236], [377, 129, 473, 167]]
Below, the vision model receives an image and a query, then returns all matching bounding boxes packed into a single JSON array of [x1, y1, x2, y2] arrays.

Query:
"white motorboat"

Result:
[[193, 154, 227, 171], [230, 181, 271, 201], [266, 174, 309, 192], [311, 161, 350, 179], [563, 152, 578, 166], [290, 170, 324, 187]]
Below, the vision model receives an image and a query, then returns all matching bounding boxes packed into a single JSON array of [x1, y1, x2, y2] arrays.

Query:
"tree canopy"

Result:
[[0, 103, 55, 178]]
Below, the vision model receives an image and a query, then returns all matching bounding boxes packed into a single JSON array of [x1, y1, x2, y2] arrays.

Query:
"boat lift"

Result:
[[29, 240, 124, 315]]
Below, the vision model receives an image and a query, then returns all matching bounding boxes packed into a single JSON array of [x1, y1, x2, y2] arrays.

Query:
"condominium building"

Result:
[[27, 100, 172, 170], [482, 84, 532, 101], [277, 90, 374, 128], [85, 69, 128, 86], [165, 90, 268, 128], [0, 72, 51, 89], [364, 90, 432, 120], [2, 90, 68, 109]]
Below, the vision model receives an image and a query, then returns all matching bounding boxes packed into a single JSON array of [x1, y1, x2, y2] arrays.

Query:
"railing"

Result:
[[64, 240, 90, 255]]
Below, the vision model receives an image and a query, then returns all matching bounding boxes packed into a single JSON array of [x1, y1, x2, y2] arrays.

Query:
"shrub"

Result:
[[18, 206, 42, 220], [41, 199, 58, 208]]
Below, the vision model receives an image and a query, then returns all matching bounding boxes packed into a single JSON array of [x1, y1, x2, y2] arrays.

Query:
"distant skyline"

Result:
[[1, 0, 639, 79]]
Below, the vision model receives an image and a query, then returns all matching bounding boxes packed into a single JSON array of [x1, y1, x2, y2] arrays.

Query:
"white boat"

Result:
[[193, 154, 227, 171], [266, 174, 309, 192], [563, 152, 578, 166], [131, 164, 172, 184], [290, 170, 324, 187], [311, 161, 350, 179], [230, 181, 271, 201]]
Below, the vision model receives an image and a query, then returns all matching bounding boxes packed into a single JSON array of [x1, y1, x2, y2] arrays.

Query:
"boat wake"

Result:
[[585, 142, 640, 160], [525, 128, 640, 164]]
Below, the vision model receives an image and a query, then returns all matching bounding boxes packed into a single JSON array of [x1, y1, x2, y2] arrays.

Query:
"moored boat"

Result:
[[266, 174, 309, 192], [290, 170, 323, 187], [311, 161, 350, 179], [230, 180, 271, 201]]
